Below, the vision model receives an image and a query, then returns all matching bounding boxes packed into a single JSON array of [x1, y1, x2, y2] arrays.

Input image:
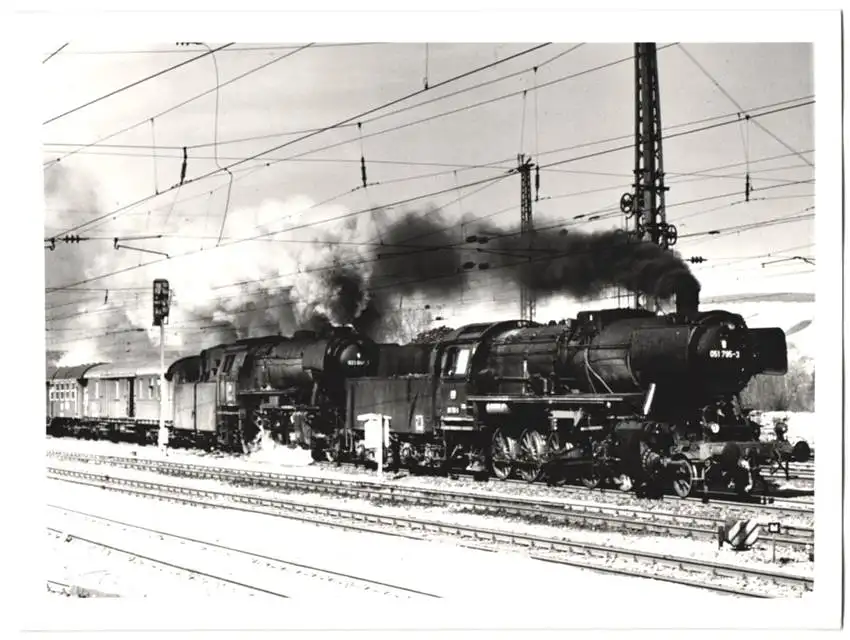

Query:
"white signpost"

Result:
[[359, 413, 390, 478]]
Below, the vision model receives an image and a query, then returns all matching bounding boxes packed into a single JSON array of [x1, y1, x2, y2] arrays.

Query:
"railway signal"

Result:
[[152, 279, 171, 454], [153, 278, 171, 327]]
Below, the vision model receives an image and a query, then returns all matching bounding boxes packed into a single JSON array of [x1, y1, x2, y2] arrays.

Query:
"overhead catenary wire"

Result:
[[45, 206, 814, 343], [48, 90, 813, 245], [45, 171, 518, 295], [676, 44, 813, 168], [43, 43, 812, 336], [44, 43, 236, 126], [45, 181, 812, 324], [46, 43, 552, 239], [44, 155, 811, 288], [52, 43, 380, 56], [178, 42, 224, 171], [45, 43, 588, 158], [43, 43, 317, 168], [43, 43, 69, 64], [42, 88, 809, 172], [44, 164, 812, 306]]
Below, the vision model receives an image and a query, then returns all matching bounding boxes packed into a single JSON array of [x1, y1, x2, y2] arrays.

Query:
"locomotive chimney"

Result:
[[675, 281, 700, 317]]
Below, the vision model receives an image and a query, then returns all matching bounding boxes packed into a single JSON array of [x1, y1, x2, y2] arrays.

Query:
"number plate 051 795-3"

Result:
[[709, 349, 741, 359]]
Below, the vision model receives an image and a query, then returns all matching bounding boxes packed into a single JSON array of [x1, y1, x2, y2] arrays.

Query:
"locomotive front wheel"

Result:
[[517, 429, 547, 483], [490, 428, 515, 481]]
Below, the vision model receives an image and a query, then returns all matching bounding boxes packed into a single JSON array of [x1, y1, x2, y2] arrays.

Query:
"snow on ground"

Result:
[[47, 477, 745, 604], [48, 461, 814, 582], [46, 524, 249, 599], [46, 436, 814, 526]]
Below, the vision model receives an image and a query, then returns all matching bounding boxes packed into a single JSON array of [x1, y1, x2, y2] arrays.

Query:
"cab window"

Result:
[[441, 346, 472, 378]]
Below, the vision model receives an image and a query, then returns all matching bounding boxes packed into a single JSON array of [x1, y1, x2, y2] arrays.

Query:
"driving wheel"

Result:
[[490, 427, 515, 480], [517, 429, 547, 483]]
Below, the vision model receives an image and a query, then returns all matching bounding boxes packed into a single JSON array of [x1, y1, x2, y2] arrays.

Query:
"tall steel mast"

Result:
[[519, 153, 536, 322], [620, 43, 677, 311]]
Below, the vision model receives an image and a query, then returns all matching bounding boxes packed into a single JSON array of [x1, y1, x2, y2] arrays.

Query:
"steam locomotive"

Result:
[[45, 295, 810, 497], [340, 292, 811, 496], [46, 327, 378, 456]]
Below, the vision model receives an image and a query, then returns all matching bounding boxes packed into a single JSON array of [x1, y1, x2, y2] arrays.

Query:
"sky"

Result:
[[42, 41, 817, 363]]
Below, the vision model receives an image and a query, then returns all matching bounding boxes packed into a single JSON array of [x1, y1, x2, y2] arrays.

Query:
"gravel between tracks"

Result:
[[49, 458, 814, 588], [47, 478, 750, 602], [46, 438, 815, 529]]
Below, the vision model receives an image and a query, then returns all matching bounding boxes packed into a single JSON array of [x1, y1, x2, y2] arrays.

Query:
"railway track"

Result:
[[47, 466, 813, 597], [46, 526, 294, 599], [46, 579, 120, 598], [48, 505, 438, 599], [47, 450, 815, 530]]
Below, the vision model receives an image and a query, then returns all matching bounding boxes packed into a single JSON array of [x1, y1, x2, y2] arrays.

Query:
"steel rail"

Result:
[[46, 525, 291, 598], [48, 467, 813, 598], [46, 450, 815, 536], [49, 504, 439, 599], [46, 579, 120, 598]]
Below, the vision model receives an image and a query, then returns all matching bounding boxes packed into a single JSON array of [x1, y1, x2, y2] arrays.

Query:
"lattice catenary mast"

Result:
[[518, 153, 536, 322], [619, 43, 678, 312]]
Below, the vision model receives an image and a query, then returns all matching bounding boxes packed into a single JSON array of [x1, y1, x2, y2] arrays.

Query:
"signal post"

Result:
[[153, 279, 171, 453]]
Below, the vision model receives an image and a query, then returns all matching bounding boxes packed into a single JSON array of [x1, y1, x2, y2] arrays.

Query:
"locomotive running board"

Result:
[[467, 393, 644, 405]]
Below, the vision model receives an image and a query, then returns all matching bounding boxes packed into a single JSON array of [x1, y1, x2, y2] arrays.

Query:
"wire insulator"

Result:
[[745, 173, 751, 202], [179, 146, 188, 185], [534, 165, 540, 202], [357, 122, 368, 188]]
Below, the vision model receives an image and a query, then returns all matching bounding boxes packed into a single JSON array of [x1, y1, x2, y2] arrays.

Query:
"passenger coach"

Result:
[[46, 360, 173, 443]]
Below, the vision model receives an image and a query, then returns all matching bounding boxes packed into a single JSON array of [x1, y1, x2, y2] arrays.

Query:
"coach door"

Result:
[[434, 343, 475, 432], [127, 377, 136, 417]]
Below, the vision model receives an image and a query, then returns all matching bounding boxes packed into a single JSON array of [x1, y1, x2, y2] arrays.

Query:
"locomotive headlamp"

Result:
[[708, 422, 720, 434]]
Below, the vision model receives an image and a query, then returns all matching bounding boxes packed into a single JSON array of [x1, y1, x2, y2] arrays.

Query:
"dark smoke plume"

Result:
[[311, 206, 700, 340], [479, 225, 701, 304]]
